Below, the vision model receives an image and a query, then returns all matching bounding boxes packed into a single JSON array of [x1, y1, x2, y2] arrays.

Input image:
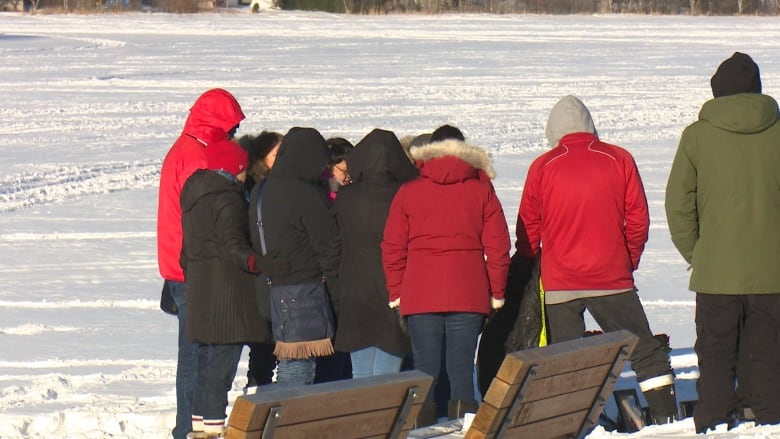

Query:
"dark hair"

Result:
[[326, 137, 354, 168], [430, 124, 465, 142], [237, 131, 283, 183]]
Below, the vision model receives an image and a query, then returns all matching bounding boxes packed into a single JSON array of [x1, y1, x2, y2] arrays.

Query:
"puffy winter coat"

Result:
[[157, 89, 245, 282], [180, 169, 268, 344], [381, 139, 511, 316], [666, 93, 780, 294], [333, 129, 418, 355]]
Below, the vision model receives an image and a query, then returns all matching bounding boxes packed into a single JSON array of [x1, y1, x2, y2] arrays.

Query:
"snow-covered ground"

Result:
[[1, 11, 779, 438]]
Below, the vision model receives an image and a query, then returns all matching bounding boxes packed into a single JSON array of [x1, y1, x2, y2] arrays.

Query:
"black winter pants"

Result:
[[694, 293, 780, 432], [546, 290, 672, 383]]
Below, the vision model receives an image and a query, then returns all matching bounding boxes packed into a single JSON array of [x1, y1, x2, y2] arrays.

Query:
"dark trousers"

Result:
[[169, 280, 198, 439], [246, 342, 276, 386], [546, 290, 672, 382], [407, 312, 484, 403], [313, 351, 352, 383], [694, 293, 780, 432], [193, 343, 243, 421]]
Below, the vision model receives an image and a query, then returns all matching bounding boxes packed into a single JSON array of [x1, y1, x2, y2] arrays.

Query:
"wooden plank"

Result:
[[228, 371, 432, 432], [501, 409, 590, 438], [483, 363, 611, 408], [266, 407, 411, 439], [523, 364, 612, 402], [495, 333, 636, 383], [513, 387, 599, 425]]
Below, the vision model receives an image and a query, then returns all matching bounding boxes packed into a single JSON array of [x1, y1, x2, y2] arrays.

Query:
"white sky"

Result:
[[1, 10, 780, 438]]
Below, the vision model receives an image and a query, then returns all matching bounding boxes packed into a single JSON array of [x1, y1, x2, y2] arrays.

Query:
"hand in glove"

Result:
[[252, 253, 291, 278]]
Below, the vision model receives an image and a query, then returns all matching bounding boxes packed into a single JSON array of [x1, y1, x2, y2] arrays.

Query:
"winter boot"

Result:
[[447, 399, 480, 420], [643, 383, 678, 425], [415, 402, 438, 428]]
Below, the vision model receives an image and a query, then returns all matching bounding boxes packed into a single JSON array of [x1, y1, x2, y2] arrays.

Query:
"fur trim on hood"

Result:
[[410, 138, 496, 179]]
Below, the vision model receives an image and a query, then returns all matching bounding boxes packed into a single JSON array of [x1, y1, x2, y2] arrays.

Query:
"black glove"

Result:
[[253, 253, 291, 278]]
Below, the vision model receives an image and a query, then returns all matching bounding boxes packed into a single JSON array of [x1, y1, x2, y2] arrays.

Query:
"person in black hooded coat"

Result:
[[333, 128, 419, 378], [251, 126, 341, 387]]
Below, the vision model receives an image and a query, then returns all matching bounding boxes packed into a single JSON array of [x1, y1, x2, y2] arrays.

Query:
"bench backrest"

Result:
[[226, 370, 433, 439], [466, 330, 639, 439]]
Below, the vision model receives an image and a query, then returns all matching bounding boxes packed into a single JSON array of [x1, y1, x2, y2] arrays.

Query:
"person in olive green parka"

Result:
[[665, 52, 780, 433]]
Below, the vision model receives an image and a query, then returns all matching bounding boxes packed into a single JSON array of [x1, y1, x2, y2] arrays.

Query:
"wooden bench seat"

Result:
[[466, 330, 639, 439], [225, 370, 433, 439]]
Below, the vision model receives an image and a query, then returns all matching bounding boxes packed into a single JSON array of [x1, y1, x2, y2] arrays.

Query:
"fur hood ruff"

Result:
[[410, 139, 496, 179]]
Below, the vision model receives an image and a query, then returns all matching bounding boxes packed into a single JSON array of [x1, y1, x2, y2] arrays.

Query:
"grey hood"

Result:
[[545, 95, 597, 147]]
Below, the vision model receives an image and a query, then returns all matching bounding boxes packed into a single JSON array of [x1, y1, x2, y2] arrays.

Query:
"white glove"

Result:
[[491, 297, 505, 310], [389, 298, 400, 309]]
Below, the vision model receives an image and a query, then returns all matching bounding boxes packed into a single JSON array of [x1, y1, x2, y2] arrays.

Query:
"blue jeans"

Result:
[[407, 313, 484, 403], [276, 358, 316, 387], [193, 343, 243, 422], [350, 347, 403, 379], [169, 280, 199, 439]]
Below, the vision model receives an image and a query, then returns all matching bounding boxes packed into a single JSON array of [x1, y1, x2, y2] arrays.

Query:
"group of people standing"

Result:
[[156, 51, 780, 438]]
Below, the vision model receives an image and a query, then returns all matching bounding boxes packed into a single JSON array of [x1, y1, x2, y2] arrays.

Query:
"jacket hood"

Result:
[[269, 127, 329, 184], [410, 138, 495, 184], [699, 93, 779, 134], [348, 129, 418, 184], [182, 89, 245, 145], [545, 95, 597, 147], [180, 169, 241, 213]]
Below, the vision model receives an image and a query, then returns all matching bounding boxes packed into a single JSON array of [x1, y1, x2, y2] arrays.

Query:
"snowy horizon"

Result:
[[2, 11, 780, 438]]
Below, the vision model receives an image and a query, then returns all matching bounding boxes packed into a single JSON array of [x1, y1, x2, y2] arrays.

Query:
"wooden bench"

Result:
[[225, 370, 433, 439], [465, 330, 639, 439]]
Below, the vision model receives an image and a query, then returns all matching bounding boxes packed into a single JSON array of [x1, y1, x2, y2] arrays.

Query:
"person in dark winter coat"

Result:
[[156, 88, 244, 439], [665, 52, 780, 433], [516, 95, 676, 426], [181, 139, 290, 436], [313, 136, 355, 384], [256, 127, 341, 387], [476, 251, 539, 398], [237, 130, 284, 390], [382, 124, 511, 425], [333, 128, 418, 378]]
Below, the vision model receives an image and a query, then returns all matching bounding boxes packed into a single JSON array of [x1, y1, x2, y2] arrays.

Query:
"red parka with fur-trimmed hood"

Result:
[[381, 139, 511, 316]]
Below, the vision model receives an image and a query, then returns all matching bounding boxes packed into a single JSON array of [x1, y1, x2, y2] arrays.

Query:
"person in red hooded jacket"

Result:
[[381, 125, 510, 425], [516, 95, 676, 425], [156, 88, 244, 439]]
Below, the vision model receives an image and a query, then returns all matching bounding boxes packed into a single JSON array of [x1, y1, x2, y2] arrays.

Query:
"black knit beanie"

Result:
[[710, 52, 762, 98]]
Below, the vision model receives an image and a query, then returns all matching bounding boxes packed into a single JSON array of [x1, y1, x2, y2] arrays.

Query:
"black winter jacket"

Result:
[[256, 127, 341, 309], [333, 129, 418, 355], [180, 169, 270, 344]]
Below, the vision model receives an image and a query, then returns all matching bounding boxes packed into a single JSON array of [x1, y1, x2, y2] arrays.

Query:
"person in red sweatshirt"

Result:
[[156, 88, 244, 439], [382, 124, 510, 425], [516, 95, 676, 425]]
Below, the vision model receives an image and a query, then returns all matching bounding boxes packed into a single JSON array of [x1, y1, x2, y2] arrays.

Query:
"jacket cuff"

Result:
[[246, 253, 257, 273]]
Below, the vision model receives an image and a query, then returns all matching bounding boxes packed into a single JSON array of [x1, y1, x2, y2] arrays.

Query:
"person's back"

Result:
[[666, 52, 780, 432], [517, 95, 648, 296], [334, 128, 418, 376], [261, 127, 340, 387], [667, 92, 780, 293], [518, 95, 674, 426], [382, 125, 510, 424]]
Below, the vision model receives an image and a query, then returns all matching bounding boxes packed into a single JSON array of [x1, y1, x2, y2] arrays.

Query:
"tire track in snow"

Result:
[[0, 160, 160, 212]]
